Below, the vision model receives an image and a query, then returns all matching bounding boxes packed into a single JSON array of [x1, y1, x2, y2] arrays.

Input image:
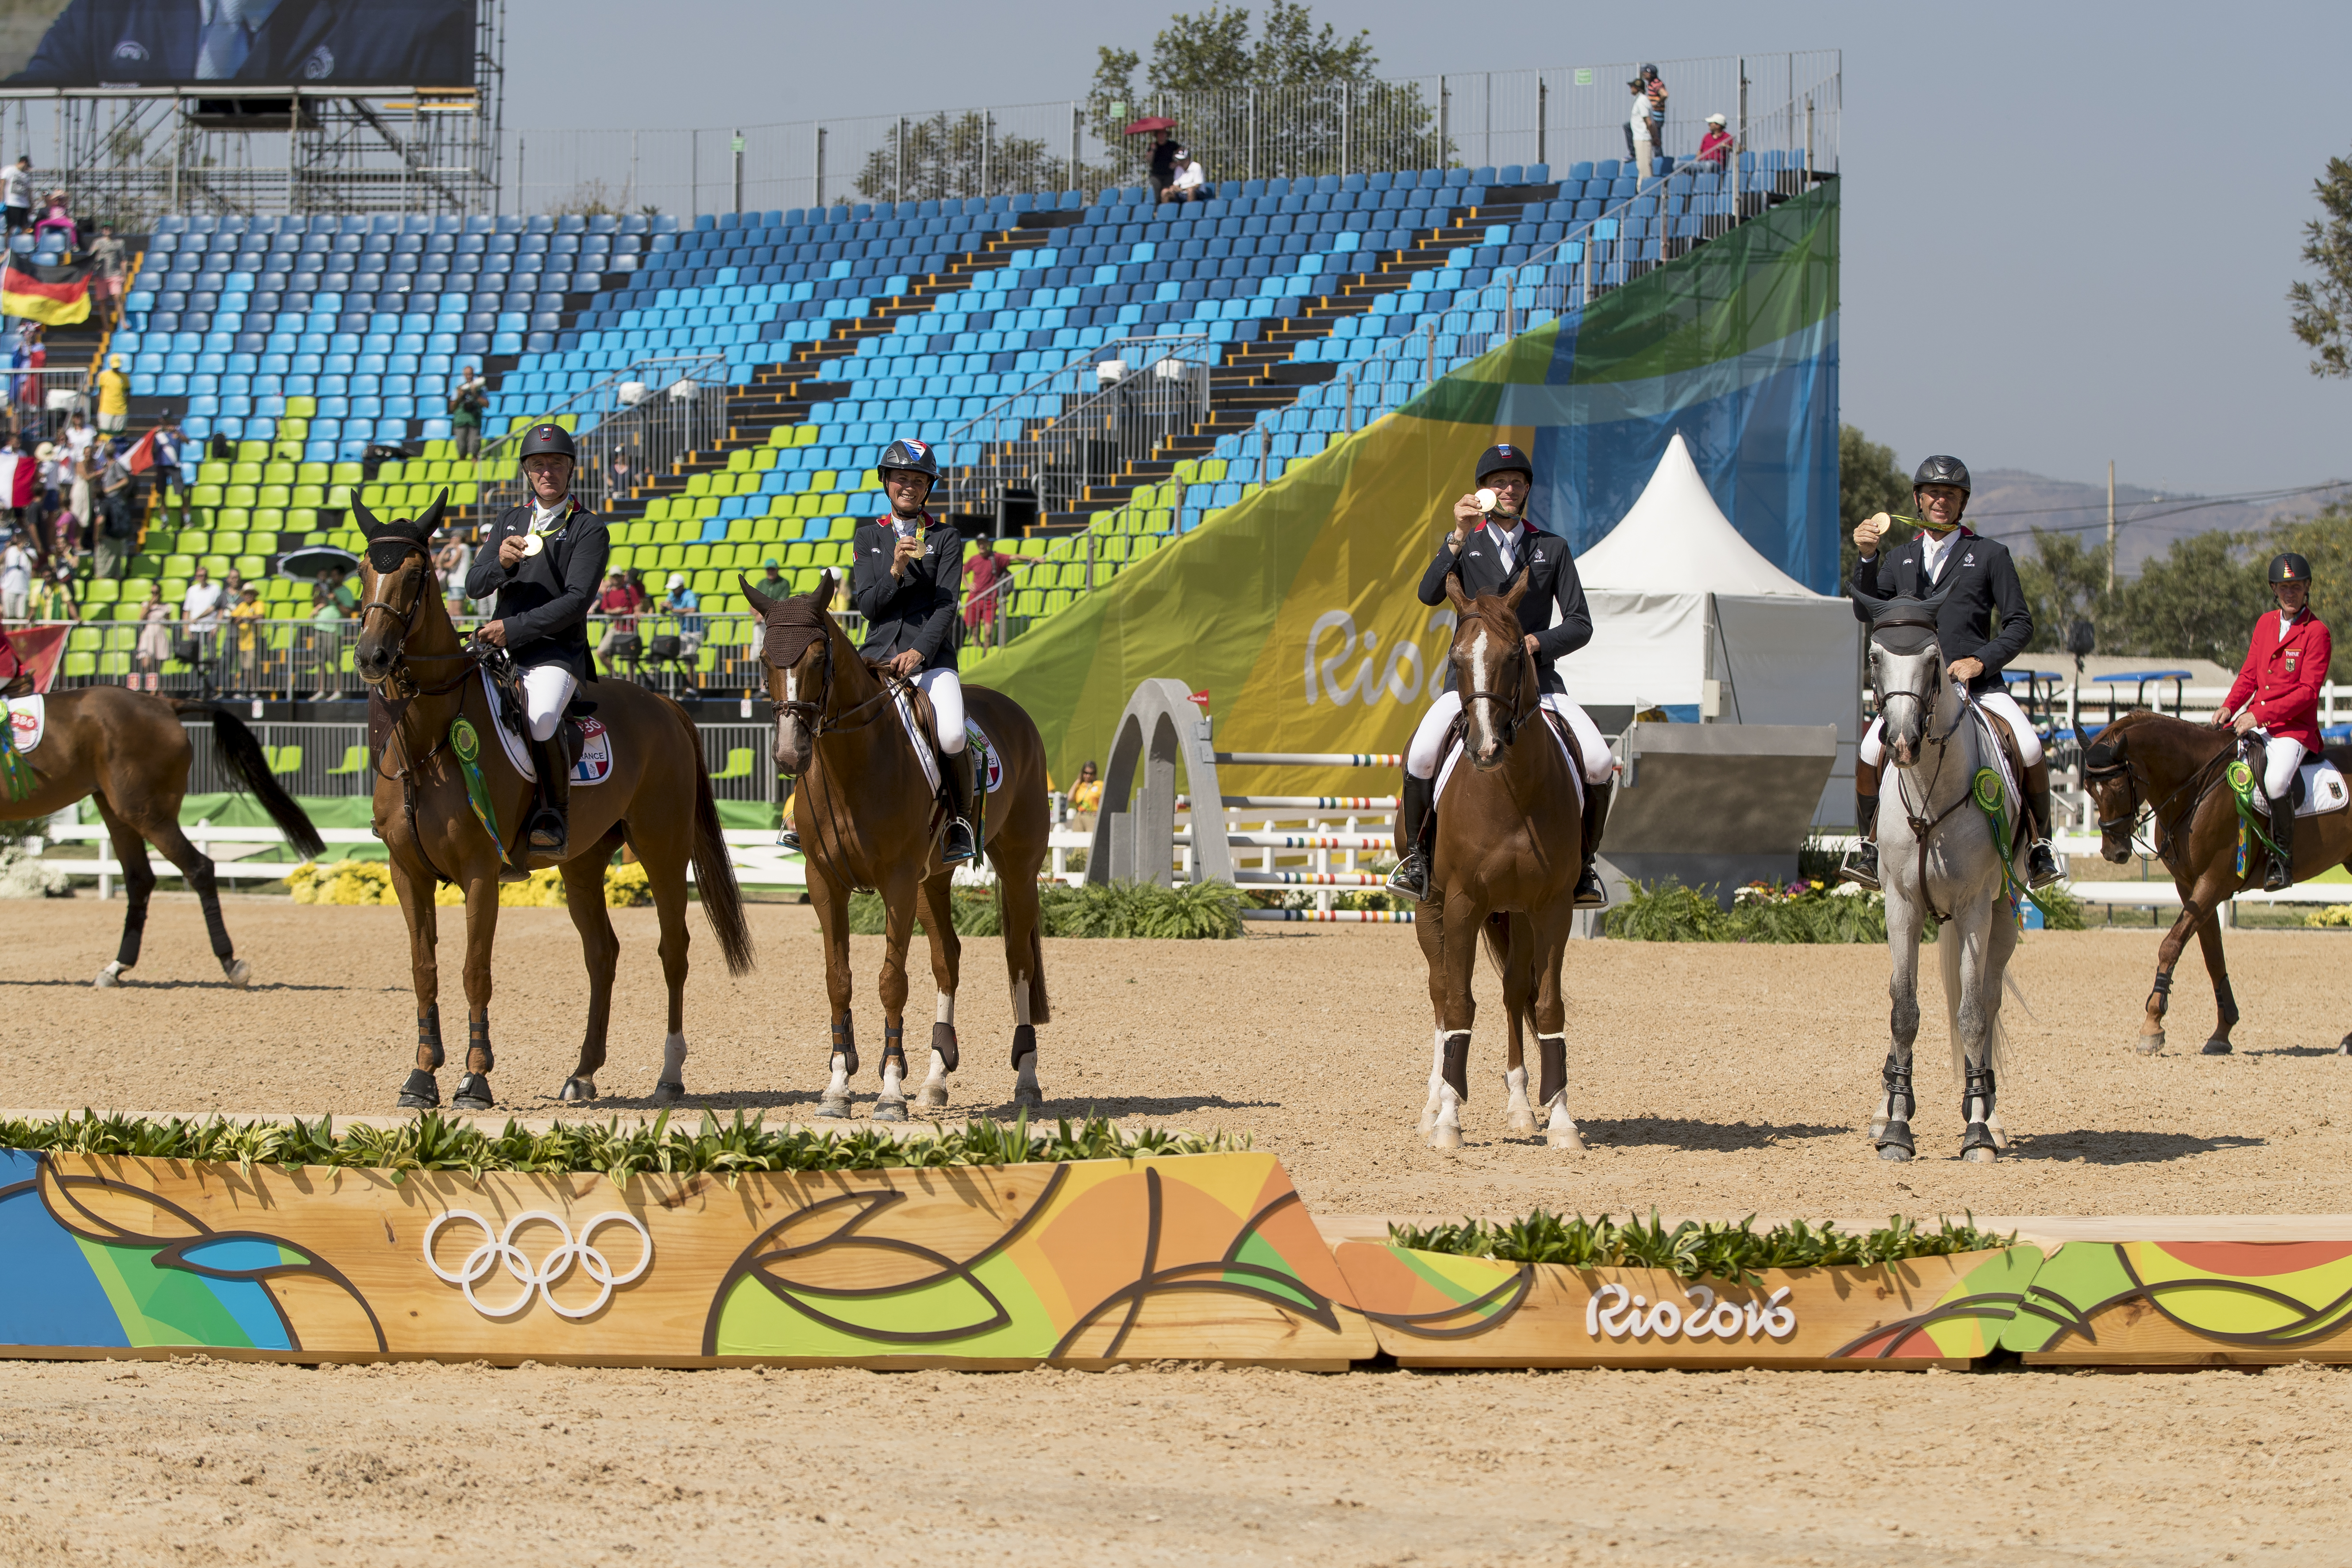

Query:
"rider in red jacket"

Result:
[[2217, 551, 2331, 890]]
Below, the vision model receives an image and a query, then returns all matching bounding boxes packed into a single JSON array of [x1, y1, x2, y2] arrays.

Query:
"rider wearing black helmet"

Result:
[[1846, 455, 2060, 892], [850, 437, 976, 863], [2217, 551, 2331, 891], [464, 421, 609, 858]]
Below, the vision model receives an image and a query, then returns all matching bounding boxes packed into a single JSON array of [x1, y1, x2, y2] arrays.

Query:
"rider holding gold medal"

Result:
[[1845, 455, 2059, 892], [1386, 443, 1615, 906], [465, 422, 609, 857]]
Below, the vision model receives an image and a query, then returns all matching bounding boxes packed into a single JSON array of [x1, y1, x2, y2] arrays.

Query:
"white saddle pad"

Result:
[[1432, 712, 1582, 810], [891, 686, 1001, 794], [0, 695, 44, 755], [481, 670, 613, 786], [2250, 758, 2350, 821]]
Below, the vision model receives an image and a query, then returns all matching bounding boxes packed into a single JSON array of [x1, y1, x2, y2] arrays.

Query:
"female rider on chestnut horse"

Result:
[[2215, 551, 2330, 892]]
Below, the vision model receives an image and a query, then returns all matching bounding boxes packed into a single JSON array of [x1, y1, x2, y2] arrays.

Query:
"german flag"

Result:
[[0, 256, 91, 327]]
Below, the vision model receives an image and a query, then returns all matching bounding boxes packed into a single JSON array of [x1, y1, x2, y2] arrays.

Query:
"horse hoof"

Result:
[[2339, 1035, 2352, 1057], [1877, 1144, 1914, 1163], [871, 1099, 908, 1123], [451, 1074, 495, 1112], [1547, 1129, 1584, 1151], [223, 959, 252, 990], [1963, 1144, 1998, 1164], [556, 1076, 597, 1103], [651, 1079, 685, 1105], [92, 965, 121, 989], [1428, 1125, 1464, 1152], [1417, 1109, 1438, 1135], [1506, 1113, 1538, 1137], [1013, 1089, 1047, 1110], [815, 1098, 851, 1120], [2202, 1039, 2233, 1056], [917, 1084, 950, 1110], [2133, 1032, 2166, 1056]]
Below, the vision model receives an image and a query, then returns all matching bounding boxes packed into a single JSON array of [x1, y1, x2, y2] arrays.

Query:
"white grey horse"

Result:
[[1861, 593, 2021, 1163]]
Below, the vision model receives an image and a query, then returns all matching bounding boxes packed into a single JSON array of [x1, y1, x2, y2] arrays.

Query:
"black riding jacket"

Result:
[[1849, 526, 2032, 695], [464, 499, 608, 681], [851, 512, 966, 671], [1417, 518, 1593, 696]]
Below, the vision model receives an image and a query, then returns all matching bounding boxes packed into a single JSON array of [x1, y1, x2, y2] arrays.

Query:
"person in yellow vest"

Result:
[[95, 354, 129, 437]]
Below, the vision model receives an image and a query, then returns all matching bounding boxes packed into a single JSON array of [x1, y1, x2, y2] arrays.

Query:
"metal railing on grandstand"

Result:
[[934, 334, 1215, 521], [500, 53, 1839, 218], [471, 353, 729, 525]]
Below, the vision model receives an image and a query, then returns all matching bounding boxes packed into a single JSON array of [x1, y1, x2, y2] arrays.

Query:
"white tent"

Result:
[[1555, 434, 1860, 819]]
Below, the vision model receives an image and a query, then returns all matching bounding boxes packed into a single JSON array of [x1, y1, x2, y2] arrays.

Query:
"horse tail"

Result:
[[680, 709, 757, 977], [172, 699, 326, 859]]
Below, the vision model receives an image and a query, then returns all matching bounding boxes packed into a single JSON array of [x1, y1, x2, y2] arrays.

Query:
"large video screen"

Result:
[[0, 0, 476, 89]]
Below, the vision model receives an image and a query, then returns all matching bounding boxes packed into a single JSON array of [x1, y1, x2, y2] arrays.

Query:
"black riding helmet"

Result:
[[2271, 552, 2313, 585], [517, 422, 576, 466], [875, 437, 939, 485], [1912, 454, 1971, 519], [1475, 442, 1533, 483]]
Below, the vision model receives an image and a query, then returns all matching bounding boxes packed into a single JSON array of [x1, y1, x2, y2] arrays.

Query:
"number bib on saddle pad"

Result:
[[889, 687, 1002, 794], [477, 670, 613, 786], [2247, 758, 2350, 820], [0, 696, 43, 755]]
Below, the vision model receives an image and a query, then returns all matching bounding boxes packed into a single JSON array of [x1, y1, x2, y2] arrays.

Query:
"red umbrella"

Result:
[[1121, 116, 1176, 136]]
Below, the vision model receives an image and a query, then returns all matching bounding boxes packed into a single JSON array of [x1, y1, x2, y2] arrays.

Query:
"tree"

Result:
[[2113, 530, 2270, 666], [1087, 3, 1444, 191], [1837, 423, 1912, 585], [854, 112, 1063, 205], [2013, 527, 2113, 654], [2288, 154, 2352, 379]]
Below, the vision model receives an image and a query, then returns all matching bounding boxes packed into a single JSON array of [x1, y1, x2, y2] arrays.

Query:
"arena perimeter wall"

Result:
[[966, 183, 1840, 793]]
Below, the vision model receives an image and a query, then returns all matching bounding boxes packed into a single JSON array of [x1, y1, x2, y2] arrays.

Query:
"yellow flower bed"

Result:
[[285, 859, 653, 909], [2306, 904, 2352, 928]]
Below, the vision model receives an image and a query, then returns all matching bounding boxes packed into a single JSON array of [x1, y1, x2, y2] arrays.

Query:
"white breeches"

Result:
[[1406, 690, 1612, 784], [520, 663, 578, 743], [914, 666, 965, 752], [2261, 734, 2307, 800], [1859, 688, 2043, 769]]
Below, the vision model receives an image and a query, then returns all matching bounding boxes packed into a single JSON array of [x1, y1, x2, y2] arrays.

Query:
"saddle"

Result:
[[1435, 707, 1581, 796], [1973, 705, 2034, 858], [878, 670, 985, 850]]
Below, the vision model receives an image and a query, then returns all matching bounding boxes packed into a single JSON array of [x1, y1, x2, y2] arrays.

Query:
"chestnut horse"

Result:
[[1413, 574, 1588, 1152], [351, 494, 755, 1111], [2081, 709, 2352, 1056], [743, 572, 1051, 1119], [0, 689, 323, 987]]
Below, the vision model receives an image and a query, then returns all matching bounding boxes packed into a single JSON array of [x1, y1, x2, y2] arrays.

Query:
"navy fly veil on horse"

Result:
[[759, 586, 833, 671]]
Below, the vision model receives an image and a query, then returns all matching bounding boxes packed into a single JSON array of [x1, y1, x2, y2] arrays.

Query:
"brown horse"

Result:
[[350, 494, 755, 1111], [743, 572, 1051, 1119], [1413, 574, 1590, 1151], [2082, 709, 2352, 1056], [0, 688, 323, 987]]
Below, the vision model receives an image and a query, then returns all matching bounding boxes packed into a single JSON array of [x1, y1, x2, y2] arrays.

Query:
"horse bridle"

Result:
[[1869, 624, 1974, 921], [1455, 612, 1534, 745], [359, 535, 476, 701], [2083, 733, 2231, 864], [765, 627, 896, 740]]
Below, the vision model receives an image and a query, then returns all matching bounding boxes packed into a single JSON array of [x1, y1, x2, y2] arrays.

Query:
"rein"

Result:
[[1875, 658, 1971, 923], [359, 538, 487, 885], [1455, 614, 1535, 747], [2085, 729, 2234, 866], [763, 617, 914, 896]]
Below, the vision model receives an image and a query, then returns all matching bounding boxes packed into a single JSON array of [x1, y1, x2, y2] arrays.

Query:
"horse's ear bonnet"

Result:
[[354, 492, 441, 572], [759, 591, 831, 669]]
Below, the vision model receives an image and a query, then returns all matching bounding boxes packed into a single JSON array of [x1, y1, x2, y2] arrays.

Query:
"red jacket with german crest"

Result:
[[2222, 609, 2331, 751]]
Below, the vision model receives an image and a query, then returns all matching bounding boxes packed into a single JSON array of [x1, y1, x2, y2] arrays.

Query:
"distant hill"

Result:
[[1962, 469, 2350, 577]]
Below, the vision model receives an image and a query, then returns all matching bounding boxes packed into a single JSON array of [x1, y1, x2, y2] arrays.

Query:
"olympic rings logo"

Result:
[[422, 1208, 653, 1321]]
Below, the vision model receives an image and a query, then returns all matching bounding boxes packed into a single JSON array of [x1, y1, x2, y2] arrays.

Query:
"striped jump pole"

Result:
[[1214, 752, 1405, 767]]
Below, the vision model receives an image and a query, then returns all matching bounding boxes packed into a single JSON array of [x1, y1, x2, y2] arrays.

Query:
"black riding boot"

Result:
[[777, 775, 800, 851], [1574, 779, 1612, 908], [938, 750, 976, 863], [527, 732, 570, 855], [2025, 767, 2062, 889], [1842, 782, 1882, 891], [2266, 779, 2296, 892], [1386, 771, 1436, 901]]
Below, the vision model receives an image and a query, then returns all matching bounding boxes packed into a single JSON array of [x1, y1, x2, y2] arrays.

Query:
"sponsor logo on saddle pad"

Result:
[[2, 697, 42, 754]]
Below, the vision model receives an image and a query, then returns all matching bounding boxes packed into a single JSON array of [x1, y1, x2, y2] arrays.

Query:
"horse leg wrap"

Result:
[[454, 1017, 494, 1111], [396, 1069, 440, 1110], [414, 1005, 444, 1073], [931, 1021, 959, 1073], [880, 1027, 908, 1081], [1536, 1034, 1567, 1110], [1440, 1031, 1472, 1103], [2148, 969, 2172, 1017], [873, 1026, 911, 1121], [1010, 1023, 1037, 1069], [1875, 1054, 1915, 1156], [2215, 979, 2240, 1029], [831, 1017, 859, 1079], [1960, 1066, 1999, 1155]]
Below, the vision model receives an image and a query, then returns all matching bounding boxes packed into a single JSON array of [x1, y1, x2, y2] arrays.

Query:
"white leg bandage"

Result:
[[2265, 736, 2308, 800], [1406, 692, 1462, 780], [914, 666, 965, 752], [1974, 689, 2044, 767], [520, 663, 578, 743]]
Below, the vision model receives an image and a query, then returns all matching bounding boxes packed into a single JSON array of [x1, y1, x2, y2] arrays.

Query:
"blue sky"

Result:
[[508, 0, 2350, 499]]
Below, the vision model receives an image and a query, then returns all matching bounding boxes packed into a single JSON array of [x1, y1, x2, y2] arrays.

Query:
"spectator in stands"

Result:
[[31, 190, 73, 250], [448, 366, 486, 458], [434, 530, 470, 614], [0, 434, 26, 553], [307, 584, 343, 701], [626, 567, 652, 613], [88, 223, 124, 320], [27, 439, 56, 559], [1642, 65, 1669, 158], [0, 527, 31, 622], [594, 571, 635, 659], [4, 430, 32, 549], [608, 450, 633, 495], [12, 323, 44, 418], [228, 586, 264, 696], [0, 158, 29, 238], [664, 571, 702, 644], [30, 560, 75, 623], [1068, 759, 1102, 815], [963, 535, 1006, 639], [1148, 128, 1181, 201], [149, 416, 184, 512], [1167, 146, 1209, 204], [94, 439, 132, 578], [1696, 114, 1733, 169], [61, 409, 91, 470], [132, 581, 169, 691], [319, 566, 356, 615], [95, 354, 128, 437], [1627, 80, 1655, 177], [755, 558, 788, 598], [181, 564, 221, 639]]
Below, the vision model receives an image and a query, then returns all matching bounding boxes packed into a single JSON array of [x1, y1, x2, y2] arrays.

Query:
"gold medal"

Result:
[[522, 532, 545, 557], [1475, 487, 1499, 514]]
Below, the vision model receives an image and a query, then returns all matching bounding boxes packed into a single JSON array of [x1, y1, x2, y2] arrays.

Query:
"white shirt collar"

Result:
[[2279, 608, 2303, 640], [529, 496, 567, 531], [1919, 526, 1961, 577]]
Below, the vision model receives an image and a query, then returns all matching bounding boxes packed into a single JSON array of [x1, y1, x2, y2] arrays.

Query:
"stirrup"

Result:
[[1386, 849, 1430, 901], [940, 817, 976, 863], [1573, 863, 1609, 909], [1840, 840, 1880, 891], [2025, 839, 2062, 890], [527, 809, 568, 855], [776, 826, 801, 851]]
